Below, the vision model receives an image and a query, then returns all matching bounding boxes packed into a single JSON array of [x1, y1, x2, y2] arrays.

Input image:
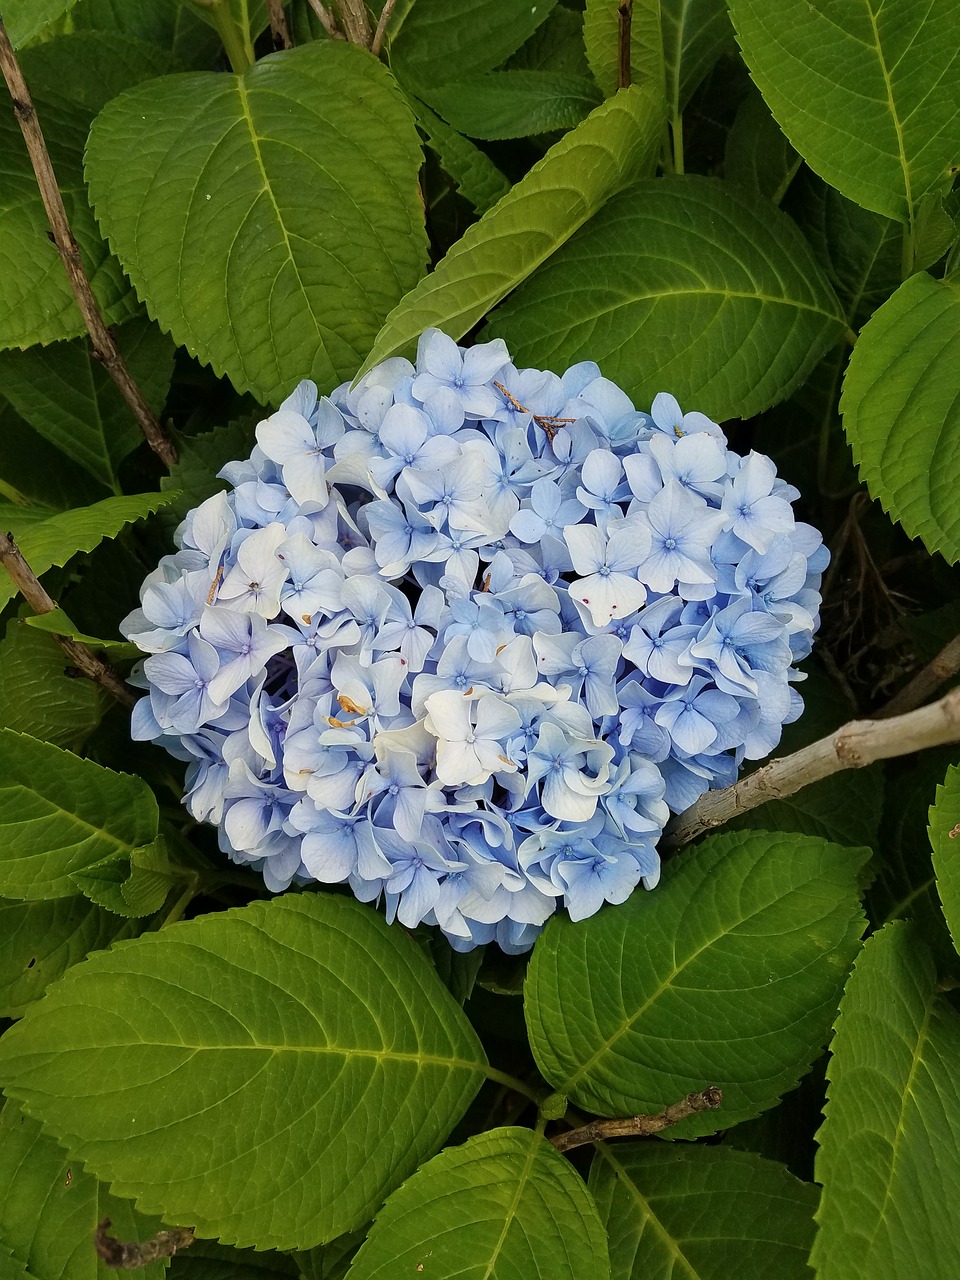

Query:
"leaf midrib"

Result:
[[594, 1143, 700, 1279], [560, 885, 828, 1092], [480, 1134, 541, 1280]]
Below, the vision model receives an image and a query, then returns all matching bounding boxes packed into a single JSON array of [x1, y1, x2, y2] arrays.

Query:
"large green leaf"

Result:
[[0, 894, 487, 1250], [812, 922, 960, 1278], [727, 0, 960, 224], [348, 1127, 609, 1279], [85, 41, 427, 405], [413, 100, 511, 215], [0, 490, 178, 612], [0, 318, 175, 490], [0, 1103, 166, 1280], [0, 400, 104, 512], [525, 830, 867, 1132], [789, 173, 901, 328], [0, 896, 135, 1018], [507, 5, 590, 78], [0, 34, 176, 350], [424, 70, 602, 141], [357, 83, 665, 376], [583, 0, 663, 100], [390, 0, 555, 88], [662, 0, 733, 115], [0, 620, 102, 750], [0, 729, 159, 901], [67, 0, 225, 68], [725, 86, 801, 206], [841, 271, 960, 563], [487, 175, 845, 422], [929, 762, 960, 955], [1, 0, 80, 47], [588, 1145, 817, 1280]]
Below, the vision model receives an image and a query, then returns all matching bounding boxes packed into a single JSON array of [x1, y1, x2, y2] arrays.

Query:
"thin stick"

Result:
[[617, 0, 633, 90], [550, 1087, 722, 1153], [95, 1219, 194, 1270], [306, 0, 345, 39], [877, 630, 960, 719], [0, 532, 137, 709], [371, 0, 398, 56], [335, 0, 372, 46], [664, 686, 960, 848], [0, 18, 176, 468], [266, 0, 292, 49]]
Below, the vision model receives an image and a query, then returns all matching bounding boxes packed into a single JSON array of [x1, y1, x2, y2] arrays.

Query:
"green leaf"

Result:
[[348, 1127, 609, 1280], [727, 0, 960, 224], [0, 893, 487, 1250], [842, 272, 960, 563], [424, 70, 602, 141], [584, 0, 664, 100], [662, 0, 734, 116], [867, 745, 957, 970], [358, 84, 665, 376], [726, 667, 882, 848], [0, 1103, 167, 1280], [789, 172, 901, 328], [507, 5, 590, 78], [812, 921, 960, 1278], [588, 1145, 817, 1280], [525, 830, 868, 1133], [0, 318, 175, 490], [0, 490, 178, 612], [487, 174, 845, 422], [1, 0, 80, 47], [0, 896, 135, 1018], [0, 729, 159, 901], [725, 86, 801, 205], [929, 762, 960, 955], [0, 620, 102, 750], [0, 34, 177, 350], [23, 609, 141, 660], [293, 1233, 363, 1280], [169, 1238, 300, 1280], [85, 41, 427, 405], [70, 837, 176, 919], [413, 100, 510, 215], [67, 0, 224, 69], [0, 400, 105, 512], [390, 0, 556, 88]]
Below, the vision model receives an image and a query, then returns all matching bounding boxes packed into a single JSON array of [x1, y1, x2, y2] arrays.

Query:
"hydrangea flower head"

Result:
[[124, 329, 826, 953]]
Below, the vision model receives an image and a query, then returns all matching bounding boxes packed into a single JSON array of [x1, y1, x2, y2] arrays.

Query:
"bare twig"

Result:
[[335, 0, 372, 46], [0, 531, 136, 709], [371, 0, 398, 56], [492, 380, 575, 444], [306, 0, 345, 39], [617, 0, 633, 90], [95, 1219, 194, 1271], [550, 1087, 722, 1153], [664, 686, 960, 847], [877, 630, 960, 719], [266, 0, 292, 49], [0, 18, 176, 468]]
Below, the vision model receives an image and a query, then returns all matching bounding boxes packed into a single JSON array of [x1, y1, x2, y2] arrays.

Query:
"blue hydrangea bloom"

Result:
[[124, 328, 827, 953]]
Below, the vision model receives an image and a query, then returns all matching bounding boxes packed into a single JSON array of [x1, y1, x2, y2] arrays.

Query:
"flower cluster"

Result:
[[124, 330, 826, 953]]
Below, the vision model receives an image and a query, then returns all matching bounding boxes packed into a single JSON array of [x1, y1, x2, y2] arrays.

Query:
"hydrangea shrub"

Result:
[[1, 2, 959, 1276], [124, 329, 825, 951]]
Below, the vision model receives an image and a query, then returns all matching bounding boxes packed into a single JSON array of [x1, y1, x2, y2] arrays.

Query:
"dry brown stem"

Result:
[[665, 686, 960, 847], [0, 531, 136, 709], [550, 1087, 722, 1153], [0, 19, 176, 468]]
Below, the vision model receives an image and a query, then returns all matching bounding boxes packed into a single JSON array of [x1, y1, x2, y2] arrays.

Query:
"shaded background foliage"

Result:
[[0, 1, 959, 1277]]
